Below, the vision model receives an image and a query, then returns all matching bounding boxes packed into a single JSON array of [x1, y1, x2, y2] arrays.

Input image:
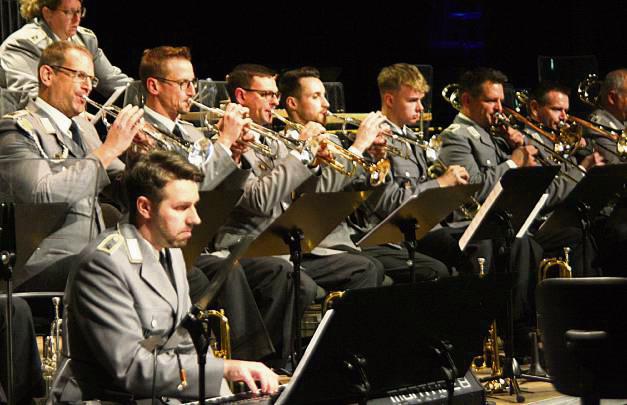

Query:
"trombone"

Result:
[[83, 96, 208, 157], [441, 84, 583, 183], [272, 112, 390, 186]]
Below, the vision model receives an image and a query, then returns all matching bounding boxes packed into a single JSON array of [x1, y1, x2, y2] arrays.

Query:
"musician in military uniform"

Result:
[[340, 63, 472, 280], [437, 68, 546, 330], [524, 82, 604, 276], [49, 150, 279, 402], [588, 68, 627, 164], [139, 46, 314, 364], [0, 40, 142, 292], [0, 0, 131, 109], [216, 64, 386, 293]]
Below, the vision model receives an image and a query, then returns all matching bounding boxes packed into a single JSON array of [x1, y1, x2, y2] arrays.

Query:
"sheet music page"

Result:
[[458, 181, 503, 251], [274, 310, 335, 405], [516, 193, 549, 238]]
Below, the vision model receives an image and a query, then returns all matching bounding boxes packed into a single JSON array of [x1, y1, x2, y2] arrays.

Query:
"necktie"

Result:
[[159, 249, 176, 288], [69, 120, 84, 153], [173, 123, 184, 140]]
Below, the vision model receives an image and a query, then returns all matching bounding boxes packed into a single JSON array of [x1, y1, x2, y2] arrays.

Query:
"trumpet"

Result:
[[538, 247, 572, 281], [83, 97, 208, 157], [272, 112, 390, 186], [426, 160, 481, 220], [326, 111, 440, 160], [190, 99, 280, 158]]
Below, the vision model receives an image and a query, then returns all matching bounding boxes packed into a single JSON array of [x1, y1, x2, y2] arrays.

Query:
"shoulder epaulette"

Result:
[[124, 237, 143, 264], [28, 28, 48, 45], [96, 232, 124, 255], [77, 26, 96, 37]]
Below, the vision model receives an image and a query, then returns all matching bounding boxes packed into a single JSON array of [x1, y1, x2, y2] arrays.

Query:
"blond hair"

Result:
[[377, 63, 430, 96], [19, 0, 82, 21]]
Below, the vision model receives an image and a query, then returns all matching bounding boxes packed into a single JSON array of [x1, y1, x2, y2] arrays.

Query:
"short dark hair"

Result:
[[125, 150, 204, 224], [530, 81, 571, 106], [139, 46, 192, 89], [226, 64, 276, 102], [459, 67, 508, 98], [278, 67, 320, 103]]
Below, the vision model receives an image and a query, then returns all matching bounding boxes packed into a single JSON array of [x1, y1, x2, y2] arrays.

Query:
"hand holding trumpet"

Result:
[[93, 104, 144, 168]]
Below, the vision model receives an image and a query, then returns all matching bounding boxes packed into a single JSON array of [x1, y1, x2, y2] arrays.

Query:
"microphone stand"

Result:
[[1, 201, 16, 405], [182, 305, 210, 403]]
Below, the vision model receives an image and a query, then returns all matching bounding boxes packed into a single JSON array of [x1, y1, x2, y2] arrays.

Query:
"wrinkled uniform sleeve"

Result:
[[69, 250, 223, 398], [439, 127, 511, 202], [0, 123, 109, 204]]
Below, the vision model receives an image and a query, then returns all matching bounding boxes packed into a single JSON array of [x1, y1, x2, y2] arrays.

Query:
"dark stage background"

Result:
[[86, 0, 624, 126]]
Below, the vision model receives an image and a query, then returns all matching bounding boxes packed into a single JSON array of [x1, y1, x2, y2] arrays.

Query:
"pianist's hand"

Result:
[[224, 359, 279, 395]]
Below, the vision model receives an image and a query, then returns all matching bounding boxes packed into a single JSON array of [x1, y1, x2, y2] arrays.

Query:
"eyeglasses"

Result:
[[50, 65, 99, 87], [55, 7, 86, 18], [242, 88, 281, 100], [154, 77, 198, 92]]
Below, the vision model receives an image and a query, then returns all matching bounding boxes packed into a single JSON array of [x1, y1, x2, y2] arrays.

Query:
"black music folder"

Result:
[[458, 166, 560, 251], [181, 189, 243, 271], [275, 275, 508, 405], [538, 164, 627, 235], [243, 191, 371, 257], [356, 184, 482, 247]]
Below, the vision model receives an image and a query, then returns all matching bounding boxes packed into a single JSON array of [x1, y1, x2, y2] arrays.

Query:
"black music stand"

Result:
[[537, 164, 627, 275], [181, 189, 243, 275], [0, 202, 67, 405], [458, 166, 559, 402], [183, 238, 254, 404], [356, 184, 481, 282], [275, 275, 510, 405], [243, 191, 372, 367]]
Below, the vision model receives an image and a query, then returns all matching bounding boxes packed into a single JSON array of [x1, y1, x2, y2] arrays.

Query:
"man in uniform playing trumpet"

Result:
[[139, 46, 312, 365], [216, 64, 387, 295], [0, 40, 143, 292], [279, 65, 459, 281]]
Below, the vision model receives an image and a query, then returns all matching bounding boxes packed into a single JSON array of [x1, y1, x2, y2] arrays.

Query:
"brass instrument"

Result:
[[442, 84, 583, 178], [42, 296, 62, 392], [83, 96, 209, 157], [203, 309, 232, 359], [578, 73, 601, 107], [190, 99, 279, 158], [426, 159, 481, 220], [538, 247, 572, 281], [321, 291, 345, 315], [576, 73, 627, 158], [272, 112, 390, 186], [326, 111, 442, 161]]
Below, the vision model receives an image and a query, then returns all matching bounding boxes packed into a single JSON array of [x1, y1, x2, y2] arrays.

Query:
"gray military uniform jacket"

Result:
[[0, 100, 123, 288], [354, 124, 440, 233], [49, 224, 226, 401], [142, 108, 250, 191], [214, 132, 354, 254], [522, 125, 585, 210], [0, 19, 131, 108], [588, 108, 626, 164], [438, 113, 513, 203]]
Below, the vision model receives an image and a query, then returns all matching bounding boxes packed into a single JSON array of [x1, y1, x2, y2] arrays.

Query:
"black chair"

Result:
[[536, 277, 627, 405]]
